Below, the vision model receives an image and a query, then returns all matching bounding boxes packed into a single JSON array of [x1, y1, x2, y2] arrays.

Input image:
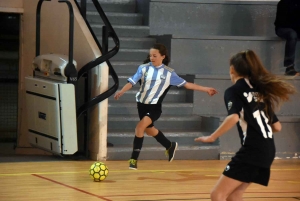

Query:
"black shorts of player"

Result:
[[137, 102, 162, 128], [222, 160, 270, 186]]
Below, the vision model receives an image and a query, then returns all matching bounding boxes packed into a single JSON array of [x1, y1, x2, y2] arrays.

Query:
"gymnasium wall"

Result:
[[0, 0, 23, 10]]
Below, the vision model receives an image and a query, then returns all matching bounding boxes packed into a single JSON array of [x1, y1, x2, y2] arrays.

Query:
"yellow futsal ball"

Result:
[[89, 161, 109, 182]]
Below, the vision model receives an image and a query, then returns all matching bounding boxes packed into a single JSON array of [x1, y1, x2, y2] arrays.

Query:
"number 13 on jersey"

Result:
[[253, 110, 273, 138]]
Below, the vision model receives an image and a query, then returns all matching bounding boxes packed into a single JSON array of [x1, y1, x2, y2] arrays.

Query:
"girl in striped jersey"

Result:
[[114, 43, 218, 170]]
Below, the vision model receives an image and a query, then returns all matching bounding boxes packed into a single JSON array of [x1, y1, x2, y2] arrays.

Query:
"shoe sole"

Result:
[[284, 72, 300, 76], [169, 142, 178, 162], [129, 167, 137, 170]]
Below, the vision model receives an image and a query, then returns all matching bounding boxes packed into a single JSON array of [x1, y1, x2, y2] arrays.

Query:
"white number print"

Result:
[[253, 110, 273, 138]]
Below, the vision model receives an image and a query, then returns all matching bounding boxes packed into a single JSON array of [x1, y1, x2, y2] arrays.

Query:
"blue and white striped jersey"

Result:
[[128, 62, 186, 104]]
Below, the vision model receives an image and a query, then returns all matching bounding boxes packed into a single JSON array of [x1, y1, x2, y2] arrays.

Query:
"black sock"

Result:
[[131, 136, 144, 160], [154, 130, 172, 149]]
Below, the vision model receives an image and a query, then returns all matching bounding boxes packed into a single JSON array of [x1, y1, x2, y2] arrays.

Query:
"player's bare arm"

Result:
[[194, 114, 239, 143], [183, 82, 218, 96], [114, 82, 133, 100], [271, 121, 282, 133]]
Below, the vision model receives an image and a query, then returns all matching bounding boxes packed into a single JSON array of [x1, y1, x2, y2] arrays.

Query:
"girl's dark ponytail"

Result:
[[143, 56, 150, 64], [230, 50, 296, 112], [163, 55, 170, 66]]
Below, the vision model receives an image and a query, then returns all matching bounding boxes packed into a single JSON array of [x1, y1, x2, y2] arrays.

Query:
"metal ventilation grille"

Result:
[[0, 80, 18, 142], [0, 13, 20, 143]]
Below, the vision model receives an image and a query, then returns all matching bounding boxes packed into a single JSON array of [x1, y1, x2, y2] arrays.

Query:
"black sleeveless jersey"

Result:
[[224, 78, 278, 168]]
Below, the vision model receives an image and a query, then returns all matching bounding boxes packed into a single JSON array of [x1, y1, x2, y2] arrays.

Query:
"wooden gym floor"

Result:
[[0, 156, 299, 201]]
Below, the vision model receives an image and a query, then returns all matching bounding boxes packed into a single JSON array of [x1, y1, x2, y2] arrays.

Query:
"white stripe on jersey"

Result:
[[137, 66, 154, 102], [144, 68, 169, 104], [239, 108, 248, 145], [178, 80, 186, 87], [144, 68, 161, 104], [244, 78, 253, 88], [128, 77, 136, 85], [150, 69, 172, 104]]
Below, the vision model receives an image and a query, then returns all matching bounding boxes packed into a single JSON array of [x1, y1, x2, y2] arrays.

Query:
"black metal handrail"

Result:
[[73, 0, 120, 118], [35, 0, 50, 57], [36, 0, 77, 84]]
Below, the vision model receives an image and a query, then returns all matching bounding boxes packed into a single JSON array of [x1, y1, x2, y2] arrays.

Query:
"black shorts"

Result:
[[137, 102, 162, 128], [222, 160, 270, 186]]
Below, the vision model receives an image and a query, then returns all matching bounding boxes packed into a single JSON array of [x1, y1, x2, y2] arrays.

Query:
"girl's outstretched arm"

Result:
[[271, 121, 281, 133], [114, 82, 133, 100], [194, 114, 239, 143], [184, 82, 218, 96]]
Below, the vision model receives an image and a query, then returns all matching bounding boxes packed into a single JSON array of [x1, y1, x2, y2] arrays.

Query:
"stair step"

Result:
[[107, 145, 220, 160], [107, 37, 155, 49], [108, 88, 187, 103], [108, 115, 203, 130], [87, 12, 143, 25], [91, 24, 150, 37], [85, 0, 136, 13], [109, 74, 133, 86], [109, 61, 141, 74], [107, 131, 219, 146], [108, 103, 193, 115], [111, 48, 149, 61]]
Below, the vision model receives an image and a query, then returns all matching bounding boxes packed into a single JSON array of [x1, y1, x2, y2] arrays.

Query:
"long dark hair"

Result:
[[143, 43, 170, 65], [230, 49, 296, 112]]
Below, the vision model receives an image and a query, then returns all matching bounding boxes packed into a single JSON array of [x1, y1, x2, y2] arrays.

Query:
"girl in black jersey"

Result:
[[195, 50, 296, 201]]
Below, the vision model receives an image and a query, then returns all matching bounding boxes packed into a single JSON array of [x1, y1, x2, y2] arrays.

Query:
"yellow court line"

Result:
[[0, 169, 220, 176], [0, 168, 299, 176], [0, 169, 217, 176], [271, 168, 300, 171], [287, 181, 300, 184], [0, 171, 87, 176]]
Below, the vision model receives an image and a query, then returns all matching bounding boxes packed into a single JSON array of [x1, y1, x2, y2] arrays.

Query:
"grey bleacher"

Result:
[[150, 0, 278, 37]]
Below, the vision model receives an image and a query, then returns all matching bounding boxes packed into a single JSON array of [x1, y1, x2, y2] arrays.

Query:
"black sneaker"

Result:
[[129, 159, 137, 170], [285, 66, 300, 76], [165, 142, 178, 162]]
